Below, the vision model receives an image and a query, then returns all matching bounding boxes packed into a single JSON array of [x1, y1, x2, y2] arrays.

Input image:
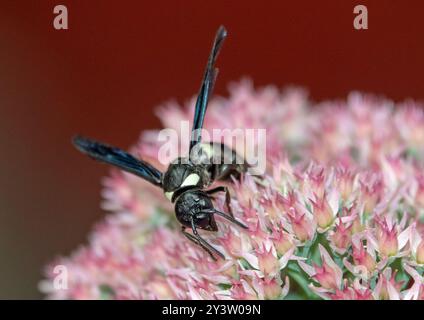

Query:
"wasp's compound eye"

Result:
[[196, 214, 214, 229]]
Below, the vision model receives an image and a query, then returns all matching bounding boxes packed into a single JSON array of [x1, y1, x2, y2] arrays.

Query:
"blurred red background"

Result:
[[1, 0, 424, 298]]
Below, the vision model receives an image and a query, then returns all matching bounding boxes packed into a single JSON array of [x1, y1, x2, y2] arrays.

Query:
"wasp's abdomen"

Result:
[[200, 142, 247, 181]]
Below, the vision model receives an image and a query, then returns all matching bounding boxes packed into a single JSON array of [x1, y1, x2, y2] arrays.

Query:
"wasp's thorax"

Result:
[[162, 141, 248, 203], [162, 157, 211, 202]]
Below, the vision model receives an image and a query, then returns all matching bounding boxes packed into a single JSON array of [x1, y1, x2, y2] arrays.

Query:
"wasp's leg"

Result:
[[206, 186, 234, 217], [181, 227, 217, 260], [190, 221, 225, 260], [182, 226, 224, 260], [189, 222, 225, 260]]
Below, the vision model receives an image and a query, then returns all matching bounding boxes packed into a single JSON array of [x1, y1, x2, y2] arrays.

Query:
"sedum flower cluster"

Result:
[[41, 80, 424, 300]]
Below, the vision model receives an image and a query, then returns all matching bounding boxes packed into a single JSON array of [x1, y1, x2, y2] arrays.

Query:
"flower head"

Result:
[[287, 207, 316, 243], [42, 81, 424, 300], [375, 217, 399, 257], [328, 220, 352, 254], [299, 245, 343, 292], [310, 193, 338, 231]]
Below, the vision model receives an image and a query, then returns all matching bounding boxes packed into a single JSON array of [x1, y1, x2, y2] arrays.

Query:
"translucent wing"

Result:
[[190, 26, 227, 151], [73, 136, 162, 187]]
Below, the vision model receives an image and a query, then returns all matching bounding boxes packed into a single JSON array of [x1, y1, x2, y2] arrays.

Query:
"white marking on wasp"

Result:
[[165, 191, 174, 201], [164, 173, 200, 201], [181, 173, 200, 187]]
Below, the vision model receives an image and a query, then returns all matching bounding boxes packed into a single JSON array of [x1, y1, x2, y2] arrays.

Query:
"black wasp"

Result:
[[73, 26, 248, 260]]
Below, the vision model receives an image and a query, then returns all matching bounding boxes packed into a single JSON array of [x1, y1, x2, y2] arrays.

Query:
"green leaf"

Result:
[[99, 284, 115, 300], [217, 283, 232, 290], [238, 258, 256, 270], [287, 269, 321, 300], [149, 207, 172, 228], [406, 147, 419, 160]]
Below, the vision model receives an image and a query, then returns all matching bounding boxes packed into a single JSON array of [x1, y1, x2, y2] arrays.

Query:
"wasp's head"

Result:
[[174, 190, 218, 231]]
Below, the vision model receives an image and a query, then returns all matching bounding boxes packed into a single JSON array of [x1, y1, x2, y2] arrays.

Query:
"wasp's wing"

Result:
[[73, 136, 162, 186], [189, 26, 227, 151]]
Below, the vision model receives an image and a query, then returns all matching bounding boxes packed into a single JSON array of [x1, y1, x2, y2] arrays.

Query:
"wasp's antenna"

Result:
[[209, 209, 248, 229]]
